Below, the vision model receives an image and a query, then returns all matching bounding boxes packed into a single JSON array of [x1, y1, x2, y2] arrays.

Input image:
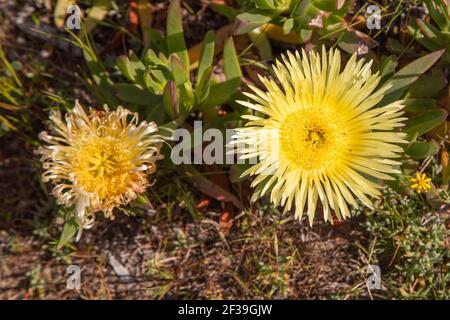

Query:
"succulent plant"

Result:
[[408, 0, 450, 64], [231, 0, 352, 42]]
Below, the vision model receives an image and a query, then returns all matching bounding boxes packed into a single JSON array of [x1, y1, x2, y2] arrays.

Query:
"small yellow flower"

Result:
[[410, 172, 432, 193], [36, 101, 162, 229], [231, 47, 407, 225]]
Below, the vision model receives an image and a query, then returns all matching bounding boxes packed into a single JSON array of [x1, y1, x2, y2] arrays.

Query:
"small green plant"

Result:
[[363, 186, 449, 299], [213, 0, 352, 43], [72, 0, 242, 126], [408, 0, 450, 64], [0, 46, 23, 135], [146, 251, 175, 299], [26, 264, 47, 298], [375, 49, 448, 161], [115, 0, 242, 121]]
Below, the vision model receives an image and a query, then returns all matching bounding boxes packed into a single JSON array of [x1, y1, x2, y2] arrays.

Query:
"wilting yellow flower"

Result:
[[36, 101, 162, 228], [232, 47, 407, 225], [410, 172, 431, 193]]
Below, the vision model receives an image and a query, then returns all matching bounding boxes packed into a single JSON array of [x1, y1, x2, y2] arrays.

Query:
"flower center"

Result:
[[279, 108, 348, 171], [304, 126, 327, 149], [72, 136, 141, 199]]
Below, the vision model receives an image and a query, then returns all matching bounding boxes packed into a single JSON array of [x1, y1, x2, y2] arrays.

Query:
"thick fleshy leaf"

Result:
[[57, 218, 78, 249], [167, 0, 189, 77], [424, 0, 448, 30], [405, 109, 448, 137], [116, 55, 136, 81], [254, 0, 276, 9], [163, 80, 178, 119], [138, 0, 153, 46], [427, 121, 449, 141], [223, 37, 242, 81], [114, 83, 161, 106], [380, 50, 445, 105], [188, 24, 233, 71], [407, 67, 448, 98], [283, 18, 294, 34], [314, 0, 345, 11], [209, 3, 238, 20], [201, 37, 241, 108], [248, 28, 273, 60], [196, 30, 215, 88], [144, 27, 168, 55], [380, 55, 398, 81], [407, 24, 443, 52], [406, 140, 440, 159], [261, 24, 305, 44], [404, 98, 437, 113], [195, 67, 212, 105], [169, 54, 189, 85], [235, 11, 273, 35]]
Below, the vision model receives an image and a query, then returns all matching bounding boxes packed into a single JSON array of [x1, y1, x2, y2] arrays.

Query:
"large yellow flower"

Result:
[[36, 101, 162, 228], [232, 47, 407, 225]]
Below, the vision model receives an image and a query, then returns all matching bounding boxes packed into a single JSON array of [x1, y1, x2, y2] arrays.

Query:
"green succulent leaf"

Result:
[[163, 80, 179, 119], [248, 28, 273, 60], [114, 83, 161, 106], [424, 0, 449, 32], [116, 55, 136, 82], [379, 49, 445, 105], [405, 109, 448, 138], [223, 37, 242, 81], [144, 27, 169, 55], [379, 55, 398, 82], [407, 68, 448, 98], [201, 37, 242, 108], [406, 140, 441, 159], [209, 3, 238, 20], [195, 66, 212, 105], [283, 17, 295, 34], [196, 30, 216, 88], [254, 0, 276, 9], [169, 54, 189, 86], [404, 98, 438, 113], [235, 11, 273, 35], [167, 0, 189, 78], [57, 218, 79, 249]]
